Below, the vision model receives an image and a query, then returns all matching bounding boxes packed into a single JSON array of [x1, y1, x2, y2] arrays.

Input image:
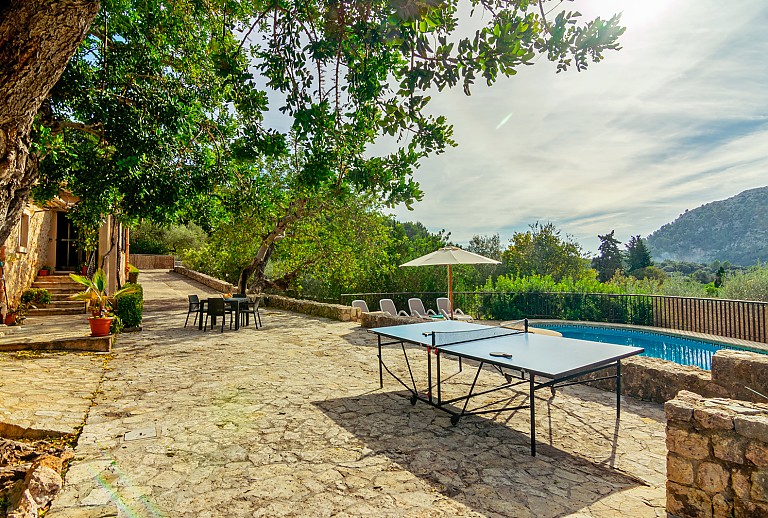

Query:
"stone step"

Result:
[[27, 307, 85, 316], [42, 301, 84, 308], [31, 285, 81, 293], [50, 294, 80, 301], [32, 282, 81, 290], [32, 275, 78, 283]]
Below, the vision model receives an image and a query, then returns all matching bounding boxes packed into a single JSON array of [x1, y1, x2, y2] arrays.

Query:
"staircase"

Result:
[[28, 273, 86, 316]]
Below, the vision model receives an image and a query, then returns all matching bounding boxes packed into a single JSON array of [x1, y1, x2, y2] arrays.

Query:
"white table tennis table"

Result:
[[370, 319, 644, 456]]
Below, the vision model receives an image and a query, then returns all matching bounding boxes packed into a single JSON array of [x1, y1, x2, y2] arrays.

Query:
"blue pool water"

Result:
[[537, 324, 764, 370]]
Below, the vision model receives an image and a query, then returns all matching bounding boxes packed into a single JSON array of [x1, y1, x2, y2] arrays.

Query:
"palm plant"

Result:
[[70, 268, 138, 317]]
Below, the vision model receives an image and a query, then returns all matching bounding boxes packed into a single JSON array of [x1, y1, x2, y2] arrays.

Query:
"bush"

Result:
[[113, 282, 143, 328], [20, 288, 51, 305]]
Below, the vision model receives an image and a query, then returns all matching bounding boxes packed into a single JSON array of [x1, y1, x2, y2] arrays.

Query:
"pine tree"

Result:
[[626, 235, 653, 273], [592, 230, 623, 282]]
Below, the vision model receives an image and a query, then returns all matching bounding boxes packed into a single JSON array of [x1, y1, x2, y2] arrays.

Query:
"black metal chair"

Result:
[[244, 296, 263, 328], [203, 298, 228, 332], [185, 295, 202, 328]]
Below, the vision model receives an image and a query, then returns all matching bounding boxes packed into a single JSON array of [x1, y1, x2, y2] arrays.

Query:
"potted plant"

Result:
[[21, 288, 52, 307], [70, 269, 138, 336], [127, 264, 140, 284], [37, 265, 53, 276], [4, 301, 35, 326]]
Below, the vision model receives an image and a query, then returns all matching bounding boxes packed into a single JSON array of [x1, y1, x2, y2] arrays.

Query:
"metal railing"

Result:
[[339, 291, 768, 343]]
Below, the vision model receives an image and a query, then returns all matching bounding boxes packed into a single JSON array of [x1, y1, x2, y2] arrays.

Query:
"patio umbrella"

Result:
[[400, 246, 500, 316]]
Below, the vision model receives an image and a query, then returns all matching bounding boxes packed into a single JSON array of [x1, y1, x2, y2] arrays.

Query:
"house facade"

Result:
[[0, 192, 128, 319]]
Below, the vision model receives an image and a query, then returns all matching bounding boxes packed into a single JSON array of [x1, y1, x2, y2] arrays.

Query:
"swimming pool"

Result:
[[537, 323, 766, 370]]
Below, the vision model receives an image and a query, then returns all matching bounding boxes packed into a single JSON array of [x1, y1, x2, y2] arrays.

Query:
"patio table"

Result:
[[197, 298, 248, 331]]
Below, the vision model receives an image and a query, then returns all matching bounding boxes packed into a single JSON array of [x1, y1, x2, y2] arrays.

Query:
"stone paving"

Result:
[[4, 271, 668, 516]]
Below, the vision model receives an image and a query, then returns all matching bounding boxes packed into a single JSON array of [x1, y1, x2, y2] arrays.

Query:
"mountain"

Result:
[[646, 187, 768, 265]]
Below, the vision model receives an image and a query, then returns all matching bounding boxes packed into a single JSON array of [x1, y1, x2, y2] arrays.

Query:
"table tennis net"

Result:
[[424, 325, 524, 346]]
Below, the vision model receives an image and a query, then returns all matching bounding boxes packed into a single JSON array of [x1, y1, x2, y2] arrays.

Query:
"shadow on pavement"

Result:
[[314, 390, 645, 518]]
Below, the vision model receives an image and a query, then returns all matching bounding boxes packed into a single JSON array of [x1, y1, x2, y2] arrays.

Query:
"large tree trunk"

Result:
[[0, 0, 99, 244], [237, 199, 309, 294]]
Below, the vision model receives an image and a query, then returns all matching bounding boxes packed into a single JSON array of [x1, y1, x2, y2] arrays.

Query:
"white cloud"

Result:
[[392, 0, 768, 253]]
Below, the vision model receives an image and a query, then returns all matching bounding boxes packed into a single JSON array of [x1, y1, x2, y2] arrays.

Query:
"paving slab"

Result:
[[39, 271, 667, 517], [0, 350, 106, 439]]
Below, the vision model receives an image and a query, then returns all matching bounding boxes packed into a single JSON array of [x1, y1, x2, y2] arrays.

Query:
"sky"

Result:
[[385, 0, 768, 254]]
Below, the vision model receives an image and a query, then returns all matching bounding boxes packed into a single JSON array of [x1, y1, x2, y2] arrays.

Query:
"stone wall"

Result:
[[579, 349, 767, 405], [665, 391, 768, 518], [1, 203, 54, 312], [264, 295, 360, 322], [129, 254, 175, 270], [360, 311, 425, 328], [173, 267, 236, 293]]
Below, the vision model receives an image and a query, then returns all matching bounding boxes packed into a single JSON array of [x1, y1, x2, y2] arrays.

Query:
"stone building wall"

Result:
[[1, 203, 54, 312], [665, 391, 768, 518]]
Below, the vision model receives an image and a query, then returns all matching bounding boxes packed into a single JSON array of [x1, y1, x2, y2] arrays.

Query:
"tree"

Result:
[[502, 222, 590, 282], [625, 235, 653, 274], [0, 0, 100, 245], [9, 0, 625, 293], [592, 230, 623, 282], [230, 0, 625, 292], [32, 0, 253, 250]]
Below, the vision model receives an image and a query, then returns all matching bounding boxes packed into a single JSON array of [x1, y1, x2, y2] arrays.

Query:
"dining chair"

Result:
[[204, 297, 228, 332], [244, 296, 262, 328], [185, 295, 202, 328]]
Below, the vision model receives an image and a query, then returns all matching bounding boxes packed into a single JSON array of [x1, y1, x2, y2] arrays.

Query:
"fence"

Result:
[[339, 291, 768, 344], [128, 254, 175, 270]]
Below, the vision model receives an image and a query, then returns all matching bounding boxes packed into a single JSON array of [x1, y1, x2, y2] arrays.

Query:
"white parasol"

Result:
[[400, 246, 500, 316]]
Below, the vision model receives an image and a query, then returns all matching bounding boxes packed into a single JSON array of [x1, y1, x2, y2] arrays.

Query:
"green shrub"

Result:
[[113, 282, 143, 328], [21, 288, 52, 305]]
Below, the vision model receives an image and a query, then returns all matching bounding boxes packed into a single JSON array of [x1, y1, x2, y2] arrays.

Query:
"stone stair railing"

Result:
[[27, 273, 86, 316]]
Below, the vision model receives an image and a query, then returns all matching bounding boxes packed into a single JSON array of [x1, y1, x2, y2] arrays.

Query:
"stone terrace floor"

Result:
[[2, 271, 668, 517]]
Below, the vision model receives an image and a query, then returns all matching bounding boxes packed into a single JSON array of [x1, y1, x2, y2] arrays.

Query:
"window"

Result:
[[17, 212, 29, 253]]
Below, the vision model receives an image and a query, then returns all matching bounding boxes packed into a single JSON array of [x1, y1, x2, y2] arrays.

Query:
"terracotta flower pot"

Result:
[[4, 313, 17, 326], [38, 269, 49, 276], [88, 316, 113, 337]]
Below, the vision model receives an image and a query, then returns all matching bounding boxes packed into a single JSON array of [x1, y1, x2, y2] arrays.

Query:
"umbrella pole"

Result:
[[448, 264, 453, 318]]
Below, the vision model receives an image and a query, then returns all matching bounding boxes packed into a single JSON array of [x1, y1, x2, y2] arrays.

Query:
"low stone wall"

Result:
[[712, 349, 768, 403], [665, 391, 768, 517], [173, 267, 236, 293], [129, 254, 175, 270], [360, 311, 424, 328], [264, 295, 360, 322], [575, 349, 767, 405]]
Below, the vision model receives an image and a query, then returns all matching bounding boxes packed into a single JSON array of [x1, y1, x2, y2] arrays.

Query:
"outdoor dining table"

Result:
[[197, 297, 249, 331]]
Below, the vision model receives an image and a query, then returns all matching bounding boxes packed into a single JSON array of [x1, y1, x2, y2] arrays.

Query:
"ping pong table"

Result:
[[370, 319, 644, 456]]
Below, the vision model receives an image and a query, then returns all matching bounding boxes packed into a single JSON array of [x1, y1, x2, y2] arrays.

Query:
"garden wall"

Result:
[[665, 391, 768, 518], [263, 295, 360, 322], [173, 266, 236, 293], [579, 349, 768, 405], [129, 254, 175, 270]]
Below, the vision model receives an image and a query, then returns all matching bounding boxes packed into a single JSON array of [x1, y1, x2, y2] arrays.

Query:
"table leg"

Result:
[[378, 335, 383, 389], [616, 361, 621, 418], [530, 374, 536, 456]]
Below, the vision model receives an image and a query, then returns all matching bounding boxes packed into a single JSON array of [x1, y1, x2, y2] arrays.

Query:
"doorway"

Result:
[[55, 212, 85, 271]]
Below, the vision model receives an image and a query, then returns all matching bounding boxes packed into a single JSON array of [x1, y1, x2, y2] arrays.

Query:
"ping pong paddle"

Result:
[[489, 352, 513, 358]]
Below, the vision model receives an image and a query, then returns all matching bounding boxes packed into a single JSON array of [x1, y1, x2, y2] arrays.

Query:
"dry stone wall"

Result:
[[263, 295, 360, 322], [665, 391, 768, 518], [173, 267, 236, 294]]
